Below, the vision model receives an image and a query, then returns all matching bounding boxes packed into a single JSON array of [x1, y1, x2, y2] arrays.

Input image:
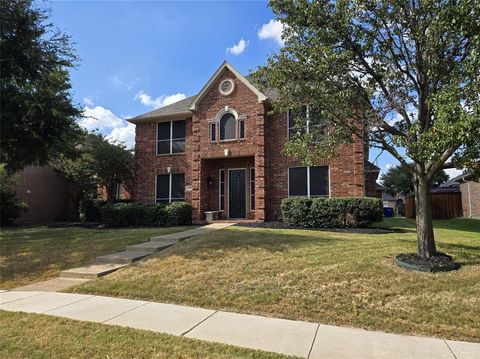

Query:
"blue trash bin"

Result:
[[383, 207, 394, 217]]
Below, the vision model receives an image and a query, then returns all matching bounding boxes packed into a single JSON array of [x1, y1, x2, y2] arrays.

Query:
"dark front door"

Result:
[[229, 169, 246, 219]]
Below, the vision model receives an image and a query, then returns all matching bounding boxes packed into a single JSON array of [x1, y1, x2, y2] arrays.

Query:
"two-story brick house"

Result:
[[129, 62, 379, 222]]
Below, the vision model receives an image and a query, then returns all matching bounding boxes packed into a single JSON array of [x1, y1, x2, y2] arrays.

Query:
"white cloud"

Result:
[[83, 96, 94, 107], [106, 122, 135, 149], [445, 168, 463, 180], [134, 91, 187, 109], [80, 105, 124, 131], [258, 19, 284, 45], [227, 39, 249, 55], [111, 72, 144, 90]]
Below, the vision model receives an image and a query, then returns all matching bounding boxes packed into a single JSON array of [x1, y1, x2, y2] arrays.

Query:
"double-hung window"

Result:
[[288, 166, 329, 197], [288, 106, 327, 138], [156, 173, 185, 203], [157, 120, 186, 154]]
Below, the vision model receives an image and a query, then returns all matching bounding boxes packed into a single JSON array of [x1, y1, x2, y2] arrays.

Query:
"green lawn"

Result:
[[0, 225, 193, 289], [0, 311, 294, 359], [70, 218, 480, 342]]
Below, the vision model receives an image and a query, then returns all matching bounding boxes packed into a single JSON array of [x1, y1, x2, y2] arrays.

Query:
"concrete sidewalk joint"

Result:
[[1, 291, 478, 359]]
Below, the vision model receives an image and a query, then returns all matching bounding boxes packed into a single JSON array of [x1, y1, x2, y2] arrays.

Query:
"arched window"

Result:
[[219, 113, 236, 140]]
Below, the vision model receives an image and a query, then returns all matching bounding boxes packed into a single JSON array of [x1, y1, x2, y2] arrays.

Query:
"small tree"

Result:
[[53, 133, 134, 204], [0, 0, 83, 173], [0, 165, 28, 226], [87, 134, 134, 204], [381, 165, 449, 197], [254, 0, 480, 260]]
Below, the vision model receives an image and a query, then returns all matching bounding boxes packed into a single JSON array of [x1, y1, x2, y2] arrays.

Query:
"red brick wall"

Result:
[[14, 166, 77, 223], [133, 67, 367, 222], [264, 112, 365, 220]]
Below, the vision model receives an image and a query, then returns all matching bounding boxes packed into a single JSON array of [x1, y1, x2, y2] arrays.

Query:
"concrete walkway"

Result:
[[14, 223, 234, 292], [1, 291, 478, 358]]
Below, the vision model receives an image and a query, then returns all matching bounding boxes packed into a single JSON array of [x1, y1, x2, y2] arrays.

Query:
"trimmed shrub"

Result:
[[165, 202, 192, 225], [100, 202, 191, 227], [281, 197, 313, 227], [282, 196, 383, 228], [79, 198, 106, 222]]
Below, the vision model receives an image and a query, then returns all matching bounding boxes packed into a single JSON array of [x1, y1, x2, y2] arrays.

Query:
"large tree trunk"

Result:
[[414, 174, 437, 259]]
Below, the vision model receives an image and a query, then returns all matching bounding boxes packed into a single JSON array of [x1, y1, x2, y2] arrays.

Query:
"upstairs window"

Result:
[[288, 166, 329, 197], [219, 113, 236, 140], [288, 106, 327, 138], [209, 122, 216, 142], [157, 120, 186, 154]]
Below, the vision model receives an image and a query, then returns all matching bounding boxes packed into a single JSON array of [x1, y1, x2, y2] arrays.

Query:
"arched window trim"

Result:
[[216, 108, 239, 142]]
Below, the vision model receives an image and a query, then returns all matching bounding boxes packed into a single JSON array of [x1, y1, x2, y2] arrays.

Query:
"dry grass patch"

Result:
[[0, 225, 193, 289], [70, 218, 480, 342], [0, 311, 294, 359]]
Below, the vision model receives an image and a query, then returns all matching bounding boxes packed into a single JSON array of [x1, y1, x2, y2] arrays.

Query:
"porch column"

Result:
[[255, 103, 266, 222], [191, 114, 202, 221]]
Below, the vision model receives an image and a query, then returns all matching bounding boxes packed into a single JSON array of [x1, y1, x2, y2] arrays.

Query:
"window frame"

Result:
[[219, 169, 225, 211], [219, 112, 237, 142], [209, 122, 216, 143], [288, 166, 330, 198], [155, 173, 186, 203], [250, 167, 255, 211], [288, 105, 328, 139], [156, 120, 186, 155]]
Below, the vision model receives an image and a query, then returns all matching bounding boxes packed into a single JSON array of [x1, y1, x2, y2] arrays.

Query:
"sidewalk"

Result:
[[1, 290, 478, 358]]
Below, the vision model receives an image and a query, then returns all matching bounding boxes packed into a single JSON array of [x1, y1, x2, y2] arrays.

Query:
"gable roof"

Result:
[[364, 160, 380, 173], [128, 62, 269, 124], [188, 61, 267, 111]]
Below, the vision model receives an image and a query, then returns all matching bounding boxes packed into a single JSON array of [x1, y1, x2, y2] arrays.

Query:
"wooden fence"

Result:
[[405, 192, 463, 219]]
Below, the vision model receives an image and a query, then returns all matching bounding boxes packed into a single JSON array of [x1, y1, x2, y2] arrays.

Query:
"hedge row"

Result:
[[100, 202, 192, 227], [281, 197, 383, 228]]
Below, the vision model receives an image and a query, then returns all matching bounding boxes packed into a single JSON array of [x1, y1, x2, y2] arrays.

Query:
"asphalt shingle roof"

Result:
[[129, 95, 197, 123]]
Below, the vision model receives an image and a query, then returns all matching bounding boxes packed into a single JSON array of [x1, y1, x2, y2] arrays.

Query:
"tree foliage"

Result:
[[0, 165, 28, 226], [254, 0, 480, 259], [0, 0, 83, 173], [52, 133, 134, 204], [381, 165, 449, 196]]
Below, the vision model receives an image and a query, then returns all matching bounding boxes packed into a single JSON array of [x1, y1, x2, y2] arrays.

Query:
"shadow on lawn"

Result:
[[166, 228, 341, 259]]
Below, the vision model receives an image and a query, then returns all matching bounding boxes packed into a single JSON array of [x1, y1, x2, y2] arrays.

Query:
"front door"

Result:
[[229, 169, 246, 219]]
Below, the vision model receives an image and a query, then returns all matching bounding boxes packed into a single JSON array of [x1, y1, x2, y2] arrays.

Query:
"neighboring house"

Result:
[[14, 166, 78, 223], [440, 170, 480, 218], [129, 62, 379, 222], [97, 180, 133, 202]]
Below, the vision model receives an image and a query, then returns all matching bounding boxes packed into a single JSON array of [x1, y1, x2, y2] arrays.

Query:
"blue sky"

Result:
[[48, 1, 459, 180]]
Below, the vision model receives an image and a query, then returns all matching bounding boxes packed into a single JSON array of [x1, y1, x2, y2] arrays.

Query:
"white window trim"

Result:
[[219, 169, 225, 211], [156, 120, 186, 155], [287, 166, 330, 198], [155, 173, 185, 203], [250, 167, 255, 211]]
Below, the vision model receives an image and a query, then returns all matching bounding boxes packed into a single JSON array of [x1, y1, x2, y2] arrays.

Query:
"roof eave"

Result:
[[128, 111, 193, 124]]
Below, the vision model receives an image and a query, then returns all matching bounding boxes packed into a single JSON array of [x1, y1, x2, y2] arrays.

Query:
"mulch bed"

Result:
[[395, 252, 461, 272]]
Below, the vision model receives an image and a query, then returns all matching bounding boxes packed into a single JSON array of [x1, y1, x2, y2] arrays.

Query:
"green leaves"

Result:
[[255, 0, 480, 176], [0, 0, 82, 173]]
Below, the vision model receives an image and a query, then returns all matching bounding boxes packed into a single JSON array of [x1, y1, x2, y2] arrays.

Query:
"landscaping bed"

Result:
[[395, 252, 461, 272]]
